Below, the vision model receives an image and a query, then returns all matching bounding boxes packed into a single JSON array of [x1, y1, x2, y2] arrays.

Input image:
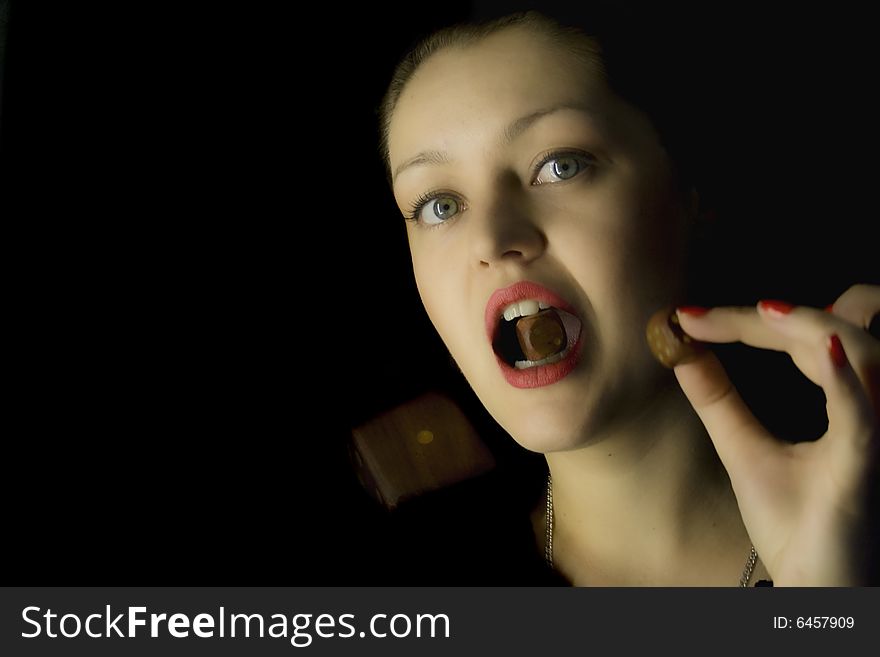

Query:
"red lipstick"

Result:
[[484, 281, 584, 389]]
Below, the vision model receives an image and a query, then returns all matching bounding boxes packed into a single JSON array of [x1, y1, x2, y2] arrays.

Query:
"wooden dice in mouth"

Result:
[[516, 309, 566, 361]]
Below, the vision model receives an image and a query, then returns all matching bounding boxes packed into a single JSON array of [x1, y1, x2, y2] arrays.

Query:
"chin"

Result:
[[464, 364, 595, 449], [508, 424, 590, 454], [490, 399, 596, 454]]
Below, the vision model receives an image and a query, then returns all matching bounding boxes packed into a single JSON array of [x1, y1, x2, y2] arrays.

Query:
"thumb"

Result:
[[674, 349, 776, 477]]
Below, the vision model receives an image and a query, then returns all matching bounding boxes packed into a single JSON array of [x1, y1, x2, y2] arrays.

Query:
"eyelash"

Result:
[[405, 191, 450, 227], [531, 148, 597, 189], [404, 149, 596, 227]]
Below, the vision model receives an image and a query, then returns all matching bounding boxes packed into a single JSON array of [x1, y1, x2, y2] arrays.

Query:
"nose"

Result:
[[469, 181, 547, 269]]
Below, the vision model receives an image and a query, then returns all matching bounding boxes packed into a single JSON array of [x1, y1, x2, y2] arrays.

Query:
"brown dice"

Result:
[[516, 309, 567, 361]]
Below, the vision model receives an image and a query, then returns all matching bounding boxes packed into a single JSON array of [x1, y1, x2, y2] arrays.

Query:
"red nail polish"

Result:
[[758, 299, 795, 315], [676, 306, 710, 317], [824, 304, 834, 313], [828, 334, 847, 369]]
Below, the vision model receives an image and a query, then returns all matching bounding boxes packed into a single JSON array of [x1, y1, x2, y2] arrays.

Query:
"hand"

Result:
[[673, 284, 880, 586]]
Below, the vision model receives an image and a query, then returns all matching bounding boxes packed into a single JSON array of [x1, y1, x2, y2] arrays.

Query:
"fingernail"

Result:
[[676, 306, 710, 317], [758, 299, 795, 316], [824, 304, 834, 313], [827, 334, 847, 369]]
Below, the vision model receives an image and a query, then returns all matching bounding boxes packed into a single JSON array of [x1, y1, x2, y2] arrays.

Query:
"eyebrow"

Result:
[[392, 103, 598, 184]]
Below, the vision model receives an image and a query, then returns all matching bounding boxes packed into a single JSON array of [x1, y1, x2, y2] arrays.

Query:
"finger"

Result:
[[827, 284, 880, 331], [676, 305, 790, 353], [822, 334, 878, 497], [677, 303, 827, 385], [673, 347, 777, 479], [756, 301, 880, 402]]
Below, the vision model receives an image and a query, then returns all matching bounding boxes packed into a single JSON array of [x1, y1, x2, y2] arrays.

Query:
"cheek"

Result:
[[411, 249, 459, 341], [626, 157, 689, 266], [551, 189, 641, 281], [592, 167, 686, 279], [553, 185, 685, 347], [411, 246, 484, 373]]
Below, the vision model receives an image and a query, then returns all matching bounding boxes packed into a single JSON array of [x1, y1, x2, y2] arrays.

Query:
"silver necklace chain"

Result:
[[545, 473, 759, 587]]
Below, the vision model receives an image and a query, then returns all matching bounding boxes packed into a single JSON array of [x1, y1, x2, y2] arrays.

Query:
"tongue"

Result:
[[515, 309, 567, 361]]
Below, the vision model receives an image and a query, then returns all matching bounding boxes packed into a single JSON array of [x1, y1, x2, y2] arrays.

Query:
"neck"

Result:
[[543, 381, 754, 586]]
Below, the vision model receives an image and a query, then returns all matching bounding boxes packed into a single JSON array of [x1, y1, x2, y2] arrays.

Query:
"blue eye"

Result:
[[406, 193, 461, 227], [532, 152, 596, 185]]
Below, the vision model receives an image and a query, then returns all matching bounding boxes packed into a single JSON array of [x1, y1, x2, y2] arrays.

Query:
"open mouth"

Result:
[[491, 300, 582, 369], [484, 281, 585, 388]]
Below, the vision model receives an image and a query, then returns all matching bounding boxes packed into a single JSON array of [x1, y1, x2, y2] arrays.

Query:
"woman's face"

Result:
[[388, 27, 695, 452]]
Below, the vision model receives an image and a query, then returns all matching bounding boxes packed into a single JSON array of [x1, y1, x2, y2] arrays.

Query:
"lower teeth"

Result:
[[514, 343, 572, 370]]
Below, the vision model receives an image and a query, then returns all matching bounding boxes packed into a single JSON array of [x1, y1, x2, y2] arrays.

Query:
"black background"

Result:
[[2, 1, 877, 584]]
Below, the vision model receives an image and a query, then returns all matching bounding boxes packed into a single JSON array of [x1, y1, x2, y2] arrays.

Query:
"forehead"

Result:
[[389, 27, 609, 171]]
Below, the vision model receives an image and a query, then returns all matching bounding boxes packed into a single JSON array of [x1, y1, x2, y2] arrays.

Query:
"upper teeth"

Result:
[[502, 299, 551, 322]]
